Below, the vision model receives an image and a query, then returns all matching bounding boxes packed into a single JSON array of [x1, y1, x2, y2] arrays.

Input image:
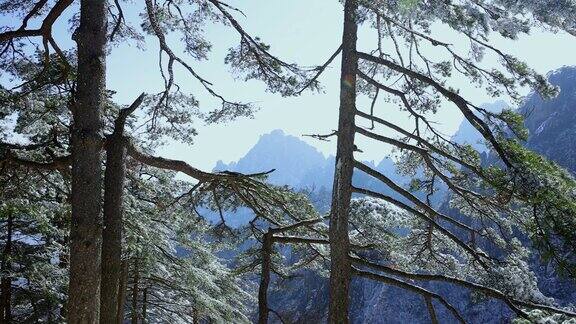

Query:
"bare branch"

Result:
[[113, 93, 146, 135], [352, 267, 467, 324], [0, 0, 73, 42], [356, 52, 512, 168], [295, 44, 343, 95], [351, 256, 576, 319], [125, 140, 212, 182]]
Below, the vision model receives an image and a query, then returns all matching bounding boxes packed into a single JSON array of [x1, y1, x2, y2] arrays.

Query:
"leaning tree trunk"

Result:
[[101, 93, 143, 323], [68, 0, 107, 321], [329, 0, 358, 322], [100, 134, 127, 323]]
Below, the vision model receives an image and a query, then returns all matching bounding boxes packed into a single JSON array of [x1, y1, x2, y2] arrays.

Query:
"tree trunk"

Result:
[[425, 296, 439, 324], [258, 232, 273, 324], [116, 259, 129, 324], [131, 260, 140, 324], [67, 0, 107, 321], [141, 287, 147, 323], [0, 211, 13, 322], [56, 212, 69, 319], [329, 0, 358, 322], [100, 134, 127, 323], [193, 308, 199, 324]]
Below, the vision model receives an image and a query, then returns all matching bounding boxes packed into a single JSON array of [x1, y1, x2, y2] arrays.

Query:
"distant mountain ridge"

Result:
[[214, 130, 331, 188], [212, 130, 406, 199], [521, 67, 576, 173]]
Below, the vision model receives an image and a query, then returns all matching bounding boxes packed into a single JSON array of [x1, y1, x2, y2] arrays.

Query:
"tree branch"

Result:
[[350, 256, 576, 319], [352, 267, 467, 324], [356, 51, 512, 168], [351, 184, 489, 268]]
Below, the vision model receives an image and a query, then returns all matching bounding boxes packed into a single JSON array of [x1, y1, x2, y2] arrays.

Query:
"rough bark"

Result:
[[329, 0, 358, 322], [116, 259, 129, 324], [258, 231, 273, 324], [100, 93, 144, 323], [0, 211, 12, 322], [100, 135, 127, 323], [67, 0, 107, 321]]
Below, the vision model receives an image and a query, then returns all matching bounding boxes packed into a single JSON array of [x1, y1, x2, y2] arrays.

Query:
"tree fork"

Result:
[[329, 0, 358, 322]]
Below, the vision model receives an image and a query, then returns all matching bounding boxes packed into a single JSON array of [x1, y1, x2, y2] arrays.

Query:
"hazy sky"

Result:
[[4, 1, 576, 171]]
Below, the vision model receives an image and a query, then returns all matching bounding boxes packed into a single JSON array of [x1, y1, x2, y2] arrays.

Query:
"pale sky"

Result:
[[3, 1, 576, 171]]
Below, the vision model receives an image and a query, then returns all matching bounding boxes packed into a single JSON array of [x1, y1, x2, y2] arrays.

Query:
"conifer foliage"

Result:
[[0, 0, 320, 322], [0, 0, 576, 323]]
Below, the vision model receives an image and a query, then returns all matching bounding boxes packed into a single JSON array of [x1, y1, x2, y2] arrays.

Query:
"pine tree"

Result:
[[2, 1, 576, 323], [0, 163, 67, 322], [323, 0, 576, 321], [0, 1, 323, 320]]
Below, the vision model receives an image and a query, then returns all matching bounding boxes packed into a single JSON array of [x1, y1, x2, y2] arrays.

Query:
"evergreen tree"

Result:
[[0, 0, 322, 321], [0, 163, 67, 322], [322, 0, 576, 322], [1, 1, 576, 323]]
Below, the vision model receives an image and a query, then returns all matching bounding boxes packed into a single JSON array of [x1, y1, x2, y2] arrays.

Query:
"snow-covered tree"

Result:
[[318, 0, 576, 322], [0, 0, 325, 320], [0, 162, 67, 322], [118, 166, 252, 323]]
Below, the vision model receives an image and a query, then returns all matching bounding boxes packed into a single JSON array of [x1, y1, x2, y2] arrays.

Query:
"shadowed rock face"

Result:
[[522, 67, 576, 174], [519, 67, 576, 305], [216, 66, 576, 323]]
